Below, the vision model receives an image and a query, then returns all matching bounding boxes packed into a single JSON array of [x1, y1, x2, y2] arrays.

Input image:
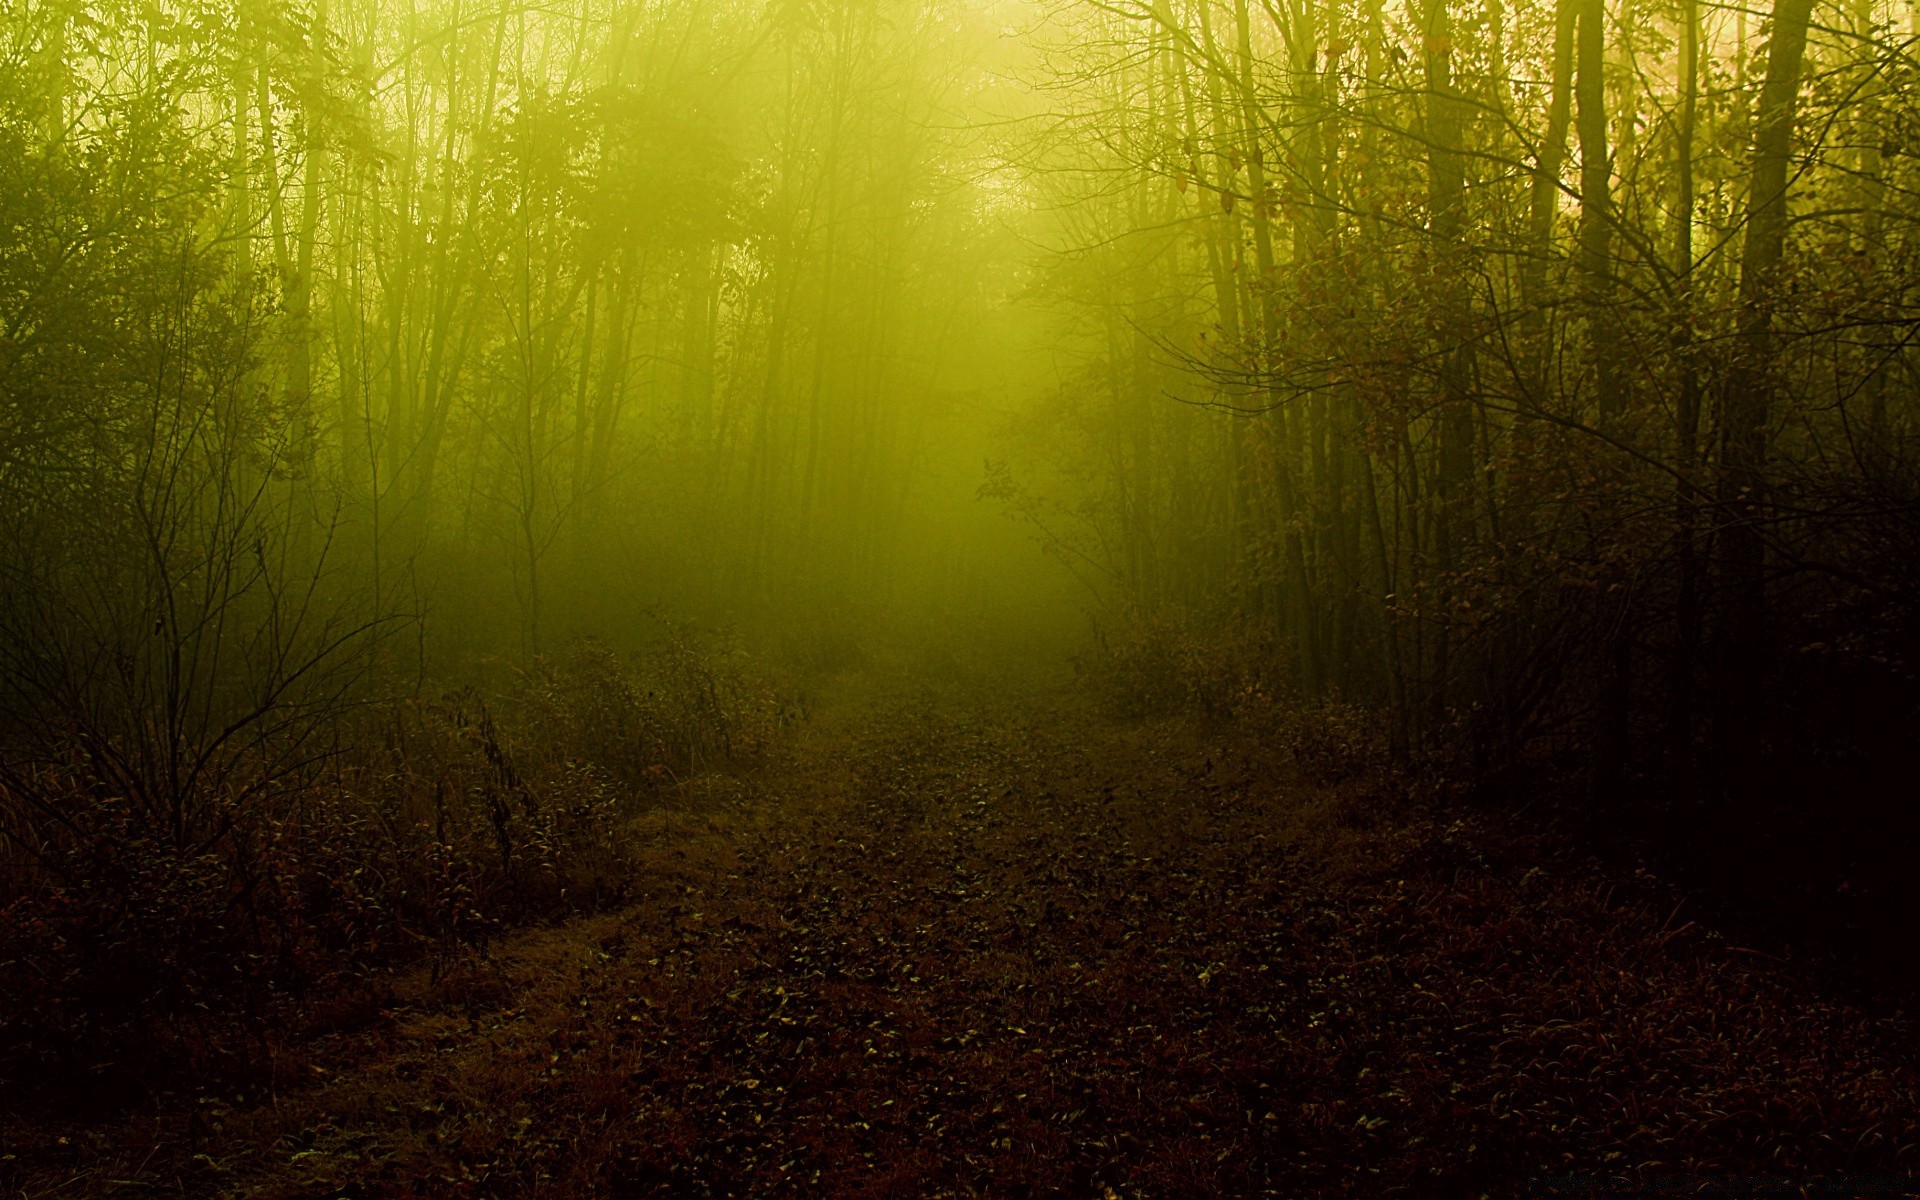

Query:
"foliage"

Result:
[[508, 633, 793, 789], [1077, 605, 1287, 718], [0, 635, 794, 1107]]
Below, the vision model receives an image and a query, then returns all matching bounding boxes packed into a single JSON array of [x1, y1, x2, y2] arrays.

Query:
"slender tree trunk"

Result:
[[1229, 0, 1319, 691], [1522, 0, 1575, 389], [1573, 0, 1634, 806], [1671, 0, 1702, 788], [1716, 0, 1815, 796], [1574, 0, 1618, 423], [1424, 0, 1474, 739]]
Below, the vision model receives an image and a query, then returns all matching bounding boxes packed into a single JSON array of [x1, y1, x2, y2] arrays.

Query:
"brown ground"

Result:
[[6, 674, 1919, 1198]]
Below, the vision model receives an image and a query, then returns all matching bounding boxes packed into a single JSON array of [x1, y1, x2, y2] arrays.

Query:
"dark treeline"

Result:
[[1017, 0, 1920, 828]]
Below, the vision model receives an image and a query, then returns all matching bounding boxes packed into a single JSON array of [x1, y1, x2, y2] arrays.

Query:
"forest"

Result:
[[3, 0, 1920, 1193]]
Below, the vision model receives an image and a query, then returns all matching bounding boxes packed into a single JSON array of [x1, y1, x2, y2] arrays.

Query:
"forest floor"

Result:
[[7, 665, 1920, 1199]]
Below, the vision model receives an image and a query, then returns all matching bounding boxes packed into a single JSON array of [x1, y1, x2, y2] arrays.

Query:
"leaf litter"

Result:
[[6, 681, 1919, 1198]]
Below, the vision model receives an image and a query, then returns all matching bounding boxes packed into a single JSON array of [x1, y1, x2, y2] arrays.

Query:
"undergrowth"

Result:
[[0, 631, 794, 1111], [1077, 606, 1286, 718], [1077, 606, 1394, 791]]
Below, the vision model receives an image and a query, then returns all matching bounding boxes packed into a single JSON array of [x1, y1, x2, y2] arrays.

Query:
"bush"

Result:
[[508, 631, 790, 789], [1077, 607, 1396, 793], [1077, 606, 1288, 720], [0, 632, 795, 1109]]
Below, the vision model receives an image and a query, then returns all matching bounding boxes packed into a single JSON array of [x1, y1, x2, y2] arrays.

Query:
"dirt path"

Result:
[[10, 677, 1920, 1198]]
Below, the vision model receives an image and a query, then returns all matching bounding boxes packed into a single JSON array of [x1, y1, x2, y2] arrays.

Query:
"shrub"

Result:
[[1077, 606, 1288, 720], [0, 632, 795, 1110]]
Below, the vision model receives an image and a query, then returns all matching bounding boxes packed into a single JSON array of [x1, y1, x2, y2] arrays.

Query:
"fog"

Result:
[[7, 0, 1920, 1183]]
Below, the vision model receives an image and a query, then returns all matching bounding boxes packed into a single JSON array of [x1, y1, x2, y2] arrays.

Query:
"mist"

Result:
[[6, 0, 1920, 1192]]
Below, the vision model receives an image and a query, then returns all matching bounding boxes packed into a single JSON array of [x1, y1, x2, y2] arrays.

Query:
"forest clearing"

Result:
[[7, 663, 1919, 1198]]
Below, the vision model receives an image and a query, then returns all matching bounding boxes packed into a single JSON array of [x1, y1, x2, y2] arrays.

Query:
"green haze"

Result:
[[3, 0, 1918, 801]]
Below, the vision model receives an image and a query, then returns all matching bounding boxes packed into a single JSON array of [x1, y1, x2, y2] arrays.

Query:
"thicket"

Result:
[[0, 635, 789, 1106], [1014, 0, 1920, 864]]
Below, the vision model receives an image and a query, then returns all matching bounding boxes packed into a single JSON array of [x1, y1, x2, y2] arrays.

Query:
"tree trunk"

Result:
[[1715, 0, 1814, 796], [1671, 0, 1702, 787], [1424, 0, 1475, 740]]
